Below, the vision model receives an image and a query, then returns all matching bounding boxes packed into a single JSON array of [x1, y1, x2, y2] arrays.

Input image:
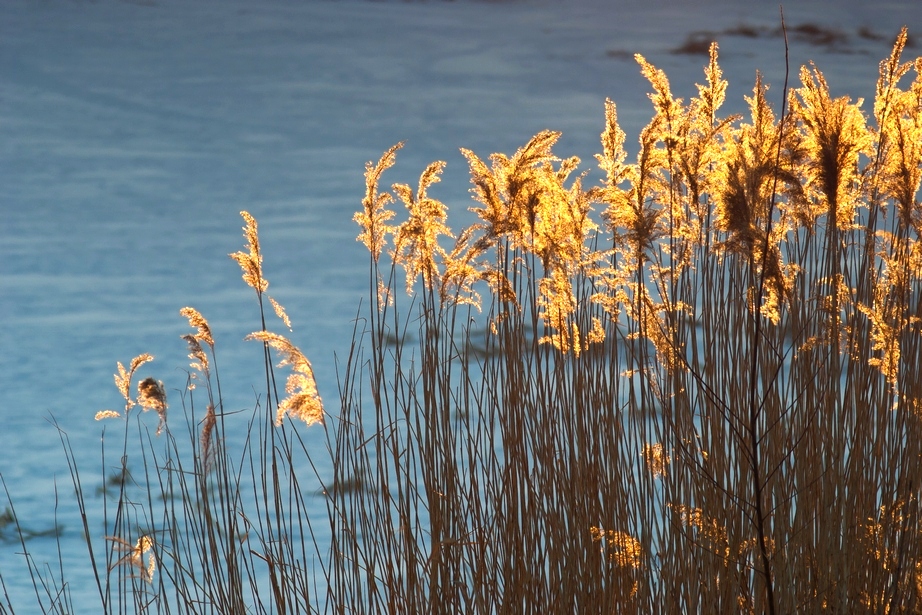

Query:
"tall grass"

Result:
[[2, 28, 921, 614], [334, 30, 922, 613]]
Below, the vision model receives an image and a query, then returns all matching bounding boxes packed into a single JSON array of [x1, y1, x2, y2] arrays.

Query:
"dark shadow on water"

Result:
[[0, 506, 64, 543], [668, 21, 914, 56]]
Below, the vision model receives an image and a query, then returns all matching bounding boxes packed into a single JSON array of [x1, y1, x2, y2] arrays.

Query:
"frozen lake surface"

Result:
[[1, 0, 918, 609]]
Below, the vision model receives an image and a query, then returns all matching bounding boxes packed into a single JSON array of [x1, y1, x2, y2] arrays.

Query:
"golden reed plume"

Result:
[[96, 354, 166, 435], [106, 535, 156, 583], [246, 331, 324, 426]]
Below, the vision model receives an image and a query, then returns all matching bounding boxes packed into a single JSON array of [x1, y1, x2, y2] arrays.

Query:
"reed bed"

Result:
[[3, 28, 922, 615]]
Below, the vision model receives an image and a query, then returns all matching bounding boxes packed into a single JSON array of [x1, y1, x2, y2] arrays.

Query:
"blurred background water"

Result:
[[0, 0, 917, 609]]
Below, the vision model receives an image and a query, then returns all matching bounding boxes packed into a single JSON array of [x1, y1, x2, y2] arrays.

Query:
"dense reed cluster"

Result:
[[2, 27, 921, 615], [336, 30, 922, 614]]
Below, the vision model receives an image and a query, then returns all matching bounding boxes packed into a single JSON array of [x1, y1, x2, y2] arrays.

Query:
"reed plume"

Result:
[[106, 535, 156, 584], [180, 306, 214, 349], [136, 377, 167, 435], [873, 28, 922, 231], [245, 331, 324, 426], [230, 211, 268, 294], [114, 353, 153, 408], [230, 211, 293, 333], [96, 353, 161, 424], [181, 333, 209, 379], [392, 160, 452, 294], [355, 142, 403, 263]]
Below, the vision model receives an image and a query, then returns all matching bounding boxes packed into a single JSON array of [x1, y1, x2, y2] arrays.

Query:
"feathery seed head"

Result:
[[589, 527, 644, 569], [268, 295, 292, 331], [181, 333, 209, 376], [245, 331, 324, 426], [108, 535, 156, 583], [792, 62, 872, 230], [696, 42, 727, 123], [874, 47, 922, 231], [113, 353, 154, 408], [392, 160, 453, 294], [137, 377, 168, 435], [200, 404, 217, 473], [642, 442, 671, 477], [180, 307, 214, 348], [355, 142, 403, 262], [230, 211, 268, 293]]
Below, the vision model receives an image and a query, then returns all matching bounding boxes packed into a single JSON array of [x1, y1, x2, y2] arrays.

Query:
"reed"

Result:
[[333, 29, 922, 614], [2, 27, 921, 615]]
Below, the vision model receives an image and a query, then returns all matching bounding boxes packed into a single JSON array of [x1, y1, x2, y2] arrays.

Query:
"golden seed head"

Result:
[[180, 306, 214, 348], [355, 142, 403, 262], [269, 295, 292, 331], [230, 210, 269, 293], [245, 331, 324, 426], [137, 377, 168, 435], [200, 404, 217, 472], [182, 334, 209, 375], [113, 353, 154, 407], [392, 160, 452, 295], [589, 527, 643, 569]]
